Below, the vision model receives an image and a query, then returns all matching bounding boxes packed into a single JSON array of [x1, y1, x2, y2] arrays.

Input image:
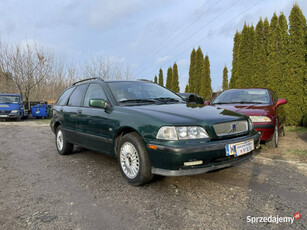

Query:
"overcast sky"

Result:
[[0, 0, 306, 91]]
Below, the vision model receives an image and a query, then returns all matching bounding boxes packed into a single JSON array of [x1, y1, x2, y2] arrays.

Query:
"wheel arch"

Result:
[[113, 126, 142, 157], [54, 121, 62, 133]]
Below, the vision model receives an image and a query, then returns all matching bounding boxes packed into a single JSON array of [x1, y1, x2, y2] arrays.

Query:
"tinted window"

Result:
[[83, 84, 107, 107], [68, 84, 87, 106], [56, 87, 75, 106]]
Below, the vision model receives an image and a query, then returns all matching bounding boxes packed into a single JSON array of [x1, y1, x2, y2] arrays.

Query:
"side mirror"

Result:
[[275, 98, 287, 108], [89, 98, 108, 109], [204, 101, 210, 105]]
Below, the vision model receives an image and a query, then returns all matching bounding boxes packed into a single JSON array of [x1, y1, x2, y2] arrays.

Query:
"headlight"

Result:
[[249, 116, 271, 123], [156, 126, 209, 140], [248, 118, 253, 130], [11, 110, 18, 113]]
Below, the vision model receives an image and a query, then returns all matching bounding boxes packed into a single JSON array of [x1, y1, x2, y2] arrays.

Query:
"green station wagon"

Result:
[[50, 78, 261, 185]]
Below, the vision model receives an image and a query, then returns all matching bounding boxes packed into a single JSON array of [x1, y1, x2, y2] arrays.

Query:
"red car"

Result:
[[208, 88, 287, 148]]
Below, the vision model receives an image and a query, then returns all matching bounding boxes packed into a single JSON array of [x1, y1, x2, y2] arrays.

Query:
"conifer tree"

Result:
[[222, 66, 228, 91], [158, 68, 163, 86], [229, 31, 241, 88], [252, 18, 268, 88], [236, 24, 255, 88], [286, 4, 306, 125], [185, 84, 189, 93], [166, 67, 173, 90], [188, 48, 196, 93], [172, 63, 180, 93], [195, 47, 204, 95], [305, 20, 307, 126], [263, 17, 270, 51], [201, 55, 212, 100], [154, 75, 157, 83], [267, 13, 280, 95], [277, 13, 289, 98]]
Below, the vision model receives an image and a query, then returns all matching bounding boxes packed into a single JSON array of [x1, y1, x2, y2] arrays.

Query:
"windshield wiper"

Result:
[[234, 101, 263, 104], [119, 99, 156, 104], [212, 102, 235, 105], [153, 97, 180, 103], [213, 101, 263, 104]]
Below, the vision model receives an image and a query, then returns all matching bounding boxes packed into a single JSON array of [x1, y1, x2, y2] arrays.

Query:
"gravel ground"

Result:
[[0, 121, 306, 229]]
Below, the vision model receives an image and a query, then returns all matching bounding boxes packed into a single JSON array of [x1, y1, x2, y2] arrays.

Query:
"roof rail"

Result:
[[138, 79, 152, 82], [72, 77, 104, 86]]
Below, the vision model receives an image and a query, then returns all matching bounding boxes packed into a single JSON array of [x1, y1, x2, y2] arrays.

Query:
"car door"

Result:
[[76, 83, 112, 154], [62, 84, 88, 144]]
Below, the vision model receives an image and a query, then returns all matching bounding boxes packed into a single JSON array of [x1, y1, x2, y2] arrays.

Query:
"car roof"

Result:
[[104, 80, 153, 83], [72, 78, 154, 86]]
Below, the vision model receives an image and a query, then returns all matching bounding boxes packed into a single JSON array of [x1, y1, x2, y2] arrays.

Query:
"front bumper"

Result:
[[147, 130, 261, 176], [254, 123, 274, 141], [0, 113, 19, 119], [152, 152, 253, 176]]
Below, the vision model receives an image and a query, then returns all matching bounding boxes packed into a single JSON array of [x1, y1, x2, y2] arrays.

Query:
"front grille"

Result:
[[213, 120, 248, 137], [0, 110, 10, 115]]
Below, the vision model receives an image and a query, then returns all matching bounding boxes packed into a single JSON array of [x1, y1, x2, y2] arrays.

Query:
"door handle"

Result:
[[77, 109, 82, 115]]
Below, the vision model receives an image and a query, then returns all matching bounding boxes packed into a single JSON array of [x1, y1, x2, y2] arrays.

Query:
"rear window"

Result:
[[56, 87, 75, 106], [68, 84, 87, 107]]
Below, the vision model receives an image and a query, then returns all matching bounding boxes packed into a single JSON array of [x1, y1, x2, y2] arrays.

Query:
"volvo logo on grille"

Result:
[[228, 122, 238, 134]]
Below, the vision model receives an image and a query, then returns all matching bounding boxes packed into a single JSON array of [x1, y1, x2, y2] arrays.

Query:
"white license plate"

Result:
[[226, 140, 254, 157], [0, 115, 7, 117]]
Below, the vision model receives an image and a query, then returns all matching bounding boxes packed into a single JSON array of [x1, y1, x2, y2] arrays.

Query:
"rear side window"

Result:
[[68, 84, 87, 107], [56, 87, 75, 106], [83, 84, 107, 107]]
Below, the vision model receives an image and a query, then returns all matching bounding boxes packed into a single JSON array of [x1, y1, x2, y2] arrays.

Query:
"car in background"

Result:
[[209, 88, 287, 148], [50, 78, 261, 185], [0, 94, 28, 121], [178, 93, 205, 104]]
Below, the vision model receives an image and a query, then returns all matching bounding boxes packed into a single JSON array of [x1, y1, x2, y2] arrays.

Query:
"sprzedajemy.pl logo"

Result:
[[247, 212, 301, 224]]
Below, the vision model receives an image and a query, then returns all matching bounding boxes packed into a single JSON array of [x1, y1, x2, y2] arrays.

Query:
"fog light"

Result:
[[184, 160, 203, 166]]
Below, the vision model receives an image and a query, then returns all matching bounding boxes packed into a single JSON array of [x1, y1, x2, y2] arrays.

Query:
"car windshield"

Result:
[[107, 81, 185, 105], [0, 95, 20, 104], [212, 89, 271, 104]]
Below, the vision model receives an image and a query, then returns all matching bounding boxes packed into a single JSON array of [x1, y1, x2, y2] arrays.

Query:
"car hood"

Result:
[[120, 103, 248, 126], [212, 104, 273, 116]]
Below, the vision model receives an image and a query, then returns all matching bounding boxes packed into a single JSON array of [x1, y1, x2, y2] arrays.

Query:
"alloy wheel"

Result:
[[120, 142, 140, 179]]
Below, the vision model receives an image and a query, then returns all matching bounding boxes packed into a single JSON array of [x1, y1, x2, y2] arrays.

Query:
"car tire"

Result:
[[17, 114, 21, 121], [55, 126, 73, 155], [118, 132, 153, 186], [265, 122, 278, 148]]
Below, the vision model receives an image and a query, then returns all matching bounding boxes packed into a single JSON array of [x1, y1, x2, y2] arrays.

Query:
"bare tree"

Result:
[[81, 55, 134, 81], [1, 41, 51, 106], [82, 55, 111, 80], [0, 40, 134, 104]]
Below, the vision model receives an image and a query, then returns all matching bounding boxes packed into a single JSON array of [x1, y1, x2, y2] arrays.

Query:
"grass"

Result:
[[285, 149, 307, 156], [285, 126, 307, 133], [32, 118, 51, 124]]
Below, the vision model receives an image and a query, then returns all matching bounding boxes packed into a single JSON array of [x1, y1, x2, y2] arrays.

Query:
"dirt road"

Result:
[[0, 121, 306, 229]]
